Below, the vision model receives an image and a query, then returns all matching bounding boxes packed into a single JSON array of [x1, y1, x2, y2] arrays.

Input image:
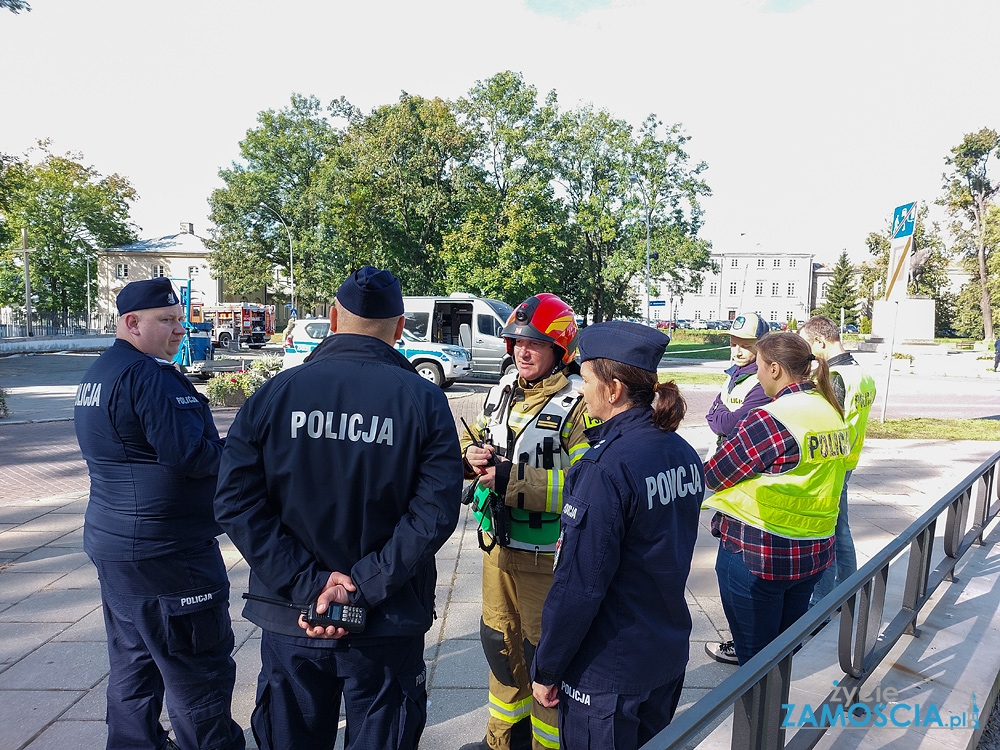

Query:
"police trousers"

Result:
[[91, 539, 244, 750], [253, 630, 427, 750], [558, 673, 684, 750], [481, 546, 559, 750]]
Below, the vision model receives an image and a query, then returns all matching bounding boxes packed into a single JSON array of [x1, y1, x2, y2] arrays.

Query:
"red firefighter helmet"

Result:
[[501, 293, 578, 365]]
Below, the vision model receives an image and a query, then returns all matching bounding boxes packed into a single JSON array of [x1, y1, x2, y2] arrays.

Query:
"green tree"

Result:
[[940, 128, 1000, 341], [629, 115, 714, 322], [949, 203, 1000, 338], [208, 94, 340, 309], [326, 93, 477, 295], [0, 141, 138, 319], [815, 251, 858, 324], [440, 72, 567, 305]]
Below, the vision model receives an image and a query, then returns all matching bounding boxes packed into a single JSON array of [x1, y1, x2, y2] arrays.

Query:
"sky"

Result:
[[3, 0, 998, 267]]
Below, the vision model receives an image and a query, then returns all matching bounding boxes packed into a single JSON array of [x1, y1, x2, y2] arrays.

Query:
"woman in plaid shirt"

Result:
[[703, 333, 849, 666]]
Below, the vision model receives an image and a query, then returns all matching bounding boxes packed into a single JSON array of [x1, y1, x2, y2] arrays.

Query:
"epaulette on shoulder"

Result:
[[581, 431, 620, 462]]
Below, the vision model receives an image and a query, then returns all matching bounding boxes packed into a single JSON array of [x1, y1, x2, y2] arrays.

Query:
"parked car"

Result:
[[768, 321, 786, 332], [395, 328, 472, 388], [282, 317, 330, 370], [282, 318, 472, 389], [843, 324, 860, 334], [690, 320, 709, 330]]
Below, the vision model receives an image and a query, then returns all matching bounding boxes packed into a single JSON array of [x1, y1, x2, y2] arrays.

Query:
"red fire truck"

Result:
[[191, 303, 276, 349]]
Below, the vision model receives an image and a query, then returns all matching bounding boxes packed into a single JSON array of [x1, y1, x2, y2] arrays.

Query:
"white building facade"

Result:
[[642, 251, 816, 325]]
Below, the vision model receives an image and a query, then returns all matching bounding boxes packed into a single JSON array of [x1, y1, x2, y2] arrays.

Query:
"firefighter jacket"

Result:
[[460, 369, 591, 553], [75, 339, 224, 561], [532, 406, 703, 693], [214, 333, 463, 640]]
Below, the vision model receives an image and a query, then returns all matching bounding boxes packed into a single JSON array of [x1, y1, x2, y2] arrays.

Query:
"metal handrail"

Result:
[[642, 449, 1000, 750]]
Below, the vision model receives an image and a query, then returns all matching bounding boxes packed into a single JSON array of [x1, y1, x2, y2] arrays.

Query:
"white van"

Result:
[[402, 294, 515, 379], [282, 316, 472, 389]]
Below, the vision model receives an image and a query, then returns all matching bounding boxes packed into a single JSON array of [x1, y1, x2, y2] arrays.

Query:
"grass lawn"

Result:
[[866, 418, 1000, 440], [659, 371, 727, 386], [664, 332, 731, 360]]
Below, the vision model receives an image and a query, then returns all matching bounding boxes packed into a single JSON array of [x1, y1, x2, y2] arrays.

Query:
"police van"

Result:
[[402, 294, 514, 379], [282, 316, 472, 389]]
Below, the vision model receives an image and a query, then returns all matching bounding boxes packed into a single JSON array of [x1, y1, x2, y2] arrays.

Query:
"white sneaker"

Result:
[[705, 639, 739, 664]]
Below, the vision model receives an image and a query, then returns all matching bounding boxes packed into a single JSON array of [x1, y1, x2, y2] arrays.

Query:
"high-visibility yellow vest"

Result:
[[832, 363, 876, 471], [721, 372, 760, 412], [704, 390, 848, 539]]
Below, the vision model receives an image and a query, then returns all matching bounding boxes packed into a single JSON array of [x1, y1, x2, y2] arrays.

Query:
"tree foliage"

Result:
[[939, 128, 1000, 341], [208, 94, 340, 306], [208, 76, 712, 318], [815, 251, 859, 324], [0, 142, 138, 317]]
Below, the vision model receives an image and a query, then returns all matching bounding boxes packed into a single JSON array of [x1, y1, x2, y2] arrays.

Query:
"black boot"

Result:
[[510, 718, 532, 750], [458, 738, 490, 750]]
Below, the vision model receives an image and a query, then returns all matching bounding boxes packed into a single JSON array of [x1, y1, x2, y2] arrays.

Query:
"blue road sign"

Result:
[[649, 300, 666, 307]]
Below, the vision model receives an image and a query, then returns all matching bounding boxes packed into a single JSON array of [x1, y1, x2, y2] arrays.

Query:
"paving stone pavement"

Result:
[[1, 382, 999, 748]]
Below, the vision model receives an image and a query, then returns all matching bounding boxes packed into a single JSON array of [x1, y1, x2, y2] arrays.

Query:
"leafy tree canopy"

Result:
[[0, 141, 138, 316], [939, 128, 1000, 340]]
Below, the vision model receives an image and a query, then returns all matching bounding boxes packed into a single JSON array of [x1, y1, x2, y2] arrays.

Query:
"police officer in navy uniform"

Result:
[[531, 321, 703, 750], [214, 266, 463, 750], [75, 277, 244, 750]]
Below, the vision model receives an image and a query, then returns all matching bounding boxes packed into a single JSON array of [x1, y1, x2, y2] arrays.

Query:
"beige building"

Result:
[[97, 222, 296, 326], [96, 223, 222, 317]]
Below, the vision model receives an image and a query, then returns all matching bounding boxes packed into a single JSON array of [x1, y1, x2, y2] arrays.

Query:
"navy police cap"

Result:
[[336, 266, 404, 319], [578, 321, 668, 372], [116, 278, 180, 315]]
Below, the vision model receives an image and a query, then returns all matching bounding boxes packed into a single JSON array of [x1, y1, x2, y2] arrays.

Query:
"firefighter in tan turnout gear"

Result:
[[460, 294, 593, 750]]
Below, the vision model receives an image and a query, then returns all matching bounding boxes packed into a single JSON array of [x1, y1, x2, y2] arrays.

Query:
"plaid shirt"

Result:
[[706, 381, 834, 580]]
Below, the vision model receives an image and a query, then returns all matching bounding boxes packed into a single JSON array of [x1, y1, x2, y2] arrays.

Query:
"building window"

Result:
[[731, 258, 739, 268], [770, 311, 779, 322], [730, 282, 738, 295], [787, 311, 794, 322], [709, 282, 718, 295], [773, 259, 781, 268], [694, 311, 701, 320], [116, 264, 129, 279], [772, 282, 780, 296], [787, 282, 795, 296], [152, 265, 165, 278], [757, 258, 765, 268], [789, 259, 797, 268], [821, 282, 830, 298], [755, 281, 764, 296]]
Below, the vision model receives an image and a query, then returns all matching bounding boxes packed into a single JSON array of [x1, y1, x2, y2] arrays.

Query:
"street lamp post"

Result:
[[259, 202, 295, 316], [629, 176, 653, 328]]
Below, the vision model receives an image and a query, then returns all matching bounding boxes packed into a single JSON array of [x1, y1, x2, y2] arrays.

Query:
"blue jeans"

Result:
[[715, 544, 821, 666], [810, 470, 858, 607]]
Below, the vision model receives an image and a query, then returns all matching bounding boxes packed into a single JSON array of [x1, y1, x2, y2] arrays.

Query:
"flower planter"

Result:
[[219, 392, 247, 408]]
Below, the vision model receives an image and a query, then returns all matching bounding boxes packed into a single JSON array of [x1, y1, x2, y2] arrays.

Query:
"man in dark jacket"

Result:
[[75, 277, 244, 750], [214, 266, 463, 750]]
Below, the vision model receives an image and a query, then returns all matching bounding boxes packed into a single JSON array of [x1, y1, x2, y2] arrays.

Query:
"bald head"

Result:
[[331, 301, 405, 345]]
